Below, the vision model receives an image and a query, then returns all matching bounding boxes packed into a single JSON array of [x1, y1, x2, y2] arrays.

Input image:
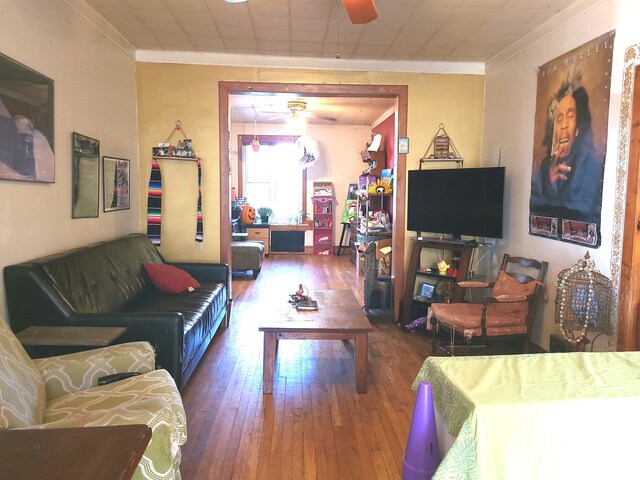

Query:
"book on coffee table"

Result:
[[295, 298, 318, 311]]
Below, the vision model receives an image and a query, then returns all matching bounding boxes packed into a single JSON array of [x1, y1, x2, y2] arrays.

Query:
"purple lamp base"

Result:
[[402, 380, 441, 480]]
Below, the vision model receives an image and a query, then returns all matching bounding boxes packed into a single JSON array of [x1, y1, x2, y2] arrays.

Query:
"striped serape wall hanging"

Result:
[[196, 157, 203, 243], [147, 120, 203, 247], [146, 158, 162, 246]]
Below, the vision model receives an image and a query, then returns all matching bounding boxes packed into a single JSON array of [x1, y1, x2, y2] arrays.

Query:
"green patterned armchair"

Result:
[[0, 316, 187, 479]]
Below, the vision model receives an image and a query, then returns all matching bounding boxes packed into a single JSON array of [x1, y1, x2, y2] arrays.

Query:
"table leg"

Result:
[[336, 222, 349, 256], [263, 331, 277, 394], [355, 332, 368, 393]]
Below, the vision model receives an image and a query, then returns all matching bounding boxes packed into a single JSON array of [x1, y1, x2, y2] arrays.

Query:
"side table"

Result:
[[0, 424, 151, 480], [16, 326, 127, 358]]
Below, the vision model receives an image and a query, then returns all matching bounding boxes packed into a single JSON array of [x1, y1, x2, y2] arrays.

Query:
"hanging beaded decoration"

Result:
[[554, 252, 613, 350]]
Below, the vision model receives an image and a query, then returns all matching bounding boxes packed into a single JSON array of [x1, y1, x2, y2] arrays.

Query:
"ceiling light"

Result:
[[287, 111, 306, 131], [252, 117, 260, 152], [225, 0, 247, 3], [287, 100, 307, 115]]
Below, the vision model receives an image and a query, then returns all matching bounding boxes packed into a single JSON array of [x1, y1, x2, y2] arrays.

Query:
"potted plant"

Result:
[[257, 207, 273, 223]]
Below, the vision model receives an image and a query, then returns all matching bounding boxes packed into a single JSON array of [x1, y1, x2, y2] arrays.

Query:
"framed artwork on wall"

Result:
[[72, 132, 99, 219], [103, 156, 130, 212], [0, 52, 54, 182]]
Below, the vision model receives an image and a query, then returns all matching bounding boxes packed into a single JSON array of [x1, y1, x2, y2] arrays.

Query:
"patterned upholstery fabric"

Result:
[[0, 316, 186, 479], [432, 272, 537, 338], [34, 342, 156, 400], [492, 271, 537, 297], [0, 318, 45, 428]]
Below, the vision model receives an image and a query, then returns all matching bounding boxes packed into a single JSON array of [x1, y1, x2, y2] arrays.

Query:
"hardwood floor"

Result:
[[180, 253, 434, 480]]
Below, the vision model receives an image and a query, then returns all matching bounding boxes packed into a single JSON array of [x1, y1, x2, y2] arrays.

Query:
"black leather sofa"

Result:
[[3, 233, 230, 390]]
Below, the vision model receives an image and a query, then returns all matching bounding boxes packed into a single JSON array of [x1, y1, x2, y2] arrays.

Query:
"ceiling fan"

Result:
[[256, 100, 338, 124], [342, 0, 378, 24], [287, 100, 338, 123]]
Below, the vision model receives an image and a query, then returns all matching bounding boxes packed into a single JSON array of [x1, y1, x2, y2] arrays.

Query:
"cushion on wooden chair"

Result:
[[432, 271, 538, 338]]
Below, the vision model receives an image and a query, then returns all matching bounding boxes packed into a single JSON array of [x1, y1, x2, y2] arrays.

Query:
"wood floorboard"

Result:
[[180, 253, 435, 479]]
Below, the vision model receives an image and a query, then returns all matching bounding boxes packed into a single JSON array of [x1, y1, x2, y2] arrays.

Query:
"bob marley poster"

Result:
[[529, 31, 614, 248]]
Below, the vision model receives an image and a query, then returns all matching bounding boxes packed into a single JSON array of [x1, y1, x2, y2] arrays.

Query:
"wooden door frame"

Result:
[[219, 82, 408, 322], [618, 57, 640, 351]]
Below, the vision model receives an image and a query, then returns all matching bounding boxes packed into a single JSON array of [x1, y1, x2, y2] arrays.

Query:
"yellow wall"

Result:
[[136, 63, 485, 262], [0, 1, 139, 318]]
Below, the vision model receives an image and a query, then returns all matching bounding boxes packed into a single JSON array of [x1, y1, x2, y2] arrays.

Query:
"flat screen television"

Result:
[[407, 167, 505, 239]]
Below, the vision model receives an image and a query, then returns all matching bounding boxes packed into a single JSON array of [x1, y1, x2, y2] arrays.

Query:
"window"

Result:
[[239, 135, 307, 223]]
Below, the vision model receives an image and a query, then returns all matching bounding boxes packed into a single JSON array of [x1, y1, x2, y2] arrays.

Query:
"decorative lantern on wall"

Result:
[[554, 253, 613, 351]]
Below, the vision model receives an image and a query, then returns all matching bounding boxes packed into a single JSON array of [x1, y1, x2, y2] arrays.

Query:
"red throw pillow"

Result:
[[144, 263, 201, 294]]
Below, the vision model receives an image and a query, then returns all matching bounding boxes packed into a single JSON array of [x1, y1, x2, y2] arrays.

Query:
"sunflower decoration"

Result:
[[368, 178, 392, 195]]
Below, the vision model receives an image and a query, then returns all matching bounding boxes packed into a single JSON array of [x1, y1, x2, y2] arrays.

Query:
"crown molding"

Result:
[[486, 0, 606, 68], [63, 0, 135, 59], [135, 50, 485, 75]]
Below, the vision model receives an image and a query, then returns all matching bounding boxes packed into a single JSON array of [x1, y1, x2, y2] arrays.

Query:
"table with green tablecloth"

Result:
[[412, 352, 640, 480]]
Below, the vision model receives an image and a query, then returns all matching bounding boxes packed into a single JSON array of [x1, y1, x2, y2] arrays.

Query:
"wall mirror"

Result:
[[72, 132, 100, 218]]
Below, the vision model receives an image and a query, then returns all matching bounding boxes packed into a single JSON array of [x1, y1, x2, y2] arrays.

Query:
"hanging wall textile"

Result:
[[146, 159, 162, 245], [147, 120, 203, 246], [196, 158, 203, 242]]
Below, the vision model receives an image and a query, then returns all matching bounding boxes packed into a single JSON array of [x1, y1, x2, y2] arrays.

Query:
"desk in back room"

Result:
[[412, 352, 640, 480]]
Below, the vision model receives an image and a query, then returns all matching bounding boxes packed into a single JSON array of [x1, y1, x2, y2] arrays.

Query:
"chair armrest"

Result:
[[483, 294, 529, 304], [33, 342, 155, 400], [457, 281, 490, 288], [98, 372, 142, 385], [70, 312, 184, 387]]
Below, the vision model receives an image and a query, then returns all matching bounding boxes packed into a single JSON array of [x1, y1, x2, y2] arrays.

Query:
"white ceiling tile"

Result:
[[287, 18, 327, 32], [384, 45, 422, 58], [291, 42, 324, 54], [188, 35, 226, 49], [88, 0, 591, 64], [248, 2, 289, 17], [291, 30, 326, 43], [258, 40, 290, 53], [174, 11, 216, 26], [290, 2, 332, 20], [131, 8, 175, 23], [158, 34, 194, 49], [226, 38, 259, 50], [164, 0, 209, 13], [218, 26, 255, 40], [211, 14, 253, 28], [142, 22, 185, 35], [184, 24, 220, 37], [204, 0, 250, 15], [123, 0, 165, 9], [252, 16, 291, 30], [86, 0, 128, 8], [255, 29, 290, 42], [393, 33, 432, 48], [462, 0, 510, 8]]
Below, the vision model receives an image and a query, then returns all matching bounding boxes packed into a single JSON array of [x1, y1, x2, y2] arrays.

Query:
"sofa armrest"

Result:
[[168, 262, 229, 285], [170, 262, 231, 328], [69, 312, 184, 388], [33, 341, 155, 400]]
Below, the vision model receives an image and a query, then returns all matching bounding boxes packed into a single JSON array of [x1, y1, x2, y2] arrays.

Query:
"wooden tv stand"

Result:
[[400, 237, 478, 327]]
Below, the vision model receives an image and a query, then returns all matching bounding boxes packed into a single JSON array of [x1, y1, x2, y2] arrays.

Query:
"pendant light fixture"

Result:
[[251, 117, 260, 152]]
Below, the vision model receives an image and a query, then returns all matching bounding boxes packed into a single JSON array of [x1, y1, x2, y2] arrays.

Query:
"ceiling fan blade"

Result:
[[342, 0, 378, 24]]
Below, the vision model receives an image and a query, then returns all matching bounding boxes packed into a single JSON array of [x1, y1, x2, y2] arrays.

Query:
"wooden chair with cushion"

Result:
[[430, 254, 548, 355], [0, 314, 187, 479]]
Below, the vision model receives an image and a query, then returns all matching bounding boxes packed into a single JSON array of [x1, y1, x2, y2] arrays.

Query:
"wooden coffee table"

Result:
[[259, 289, 373, 394]]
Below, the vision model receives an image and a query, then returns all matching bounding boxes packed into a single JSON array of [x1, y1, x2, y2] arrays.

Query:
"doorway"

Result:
[[218, 82, 408, 322], [618, 59, 640, 351]]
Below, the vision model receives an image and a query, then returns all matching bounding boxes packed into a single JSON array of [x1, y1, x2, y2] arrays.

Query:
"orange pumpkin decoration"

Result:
[[240, 205, 256, 224]]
